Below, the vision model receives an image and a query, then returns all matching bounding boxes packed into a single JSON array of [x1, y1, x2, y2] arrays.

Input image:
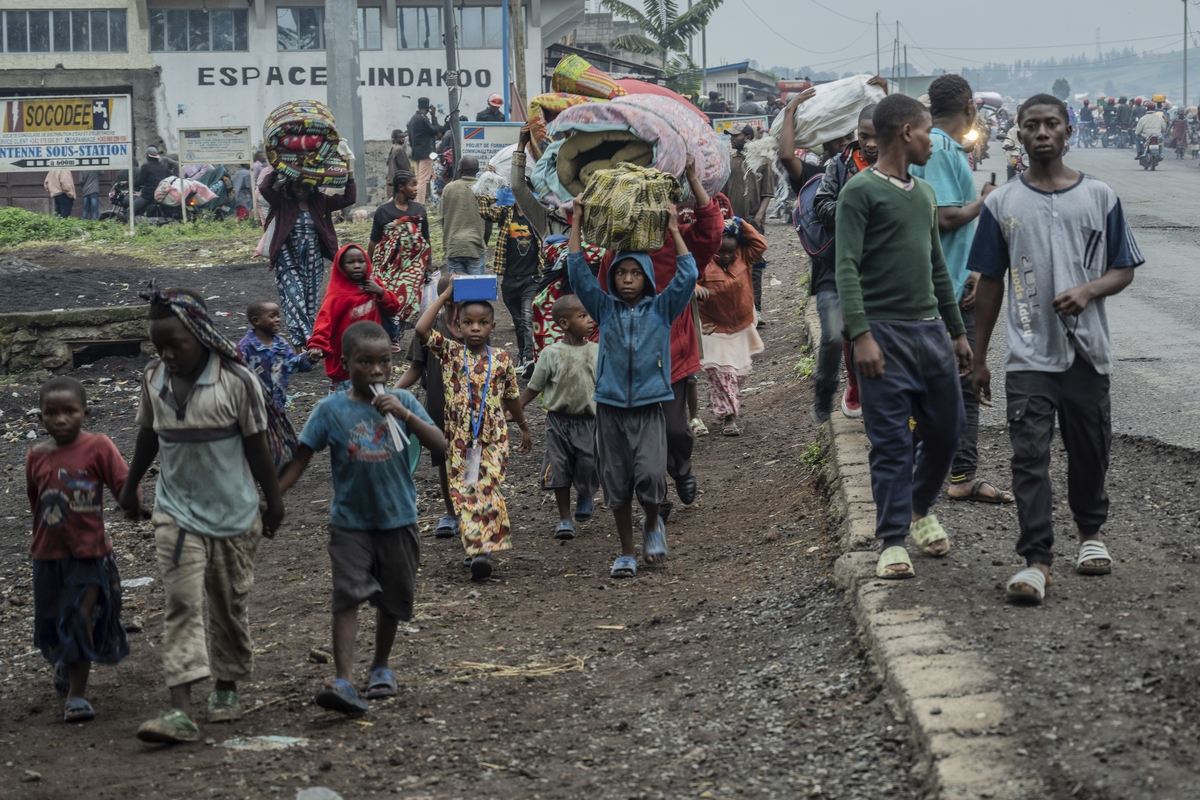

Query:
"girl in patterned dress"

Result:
[[415, 284, 533, 581]]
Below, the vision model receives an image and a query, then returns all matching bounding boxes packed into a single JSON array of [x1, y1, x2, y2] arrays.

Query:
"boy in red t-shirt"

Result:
[[25, 376, 144, 723]]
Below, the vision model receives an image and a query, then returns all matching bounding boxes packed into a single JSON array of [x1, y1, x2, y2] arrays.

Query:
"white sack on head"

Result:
[[744, 74, 887, 173], [473, 170, 509, 198], [489, 143, 535, 183]]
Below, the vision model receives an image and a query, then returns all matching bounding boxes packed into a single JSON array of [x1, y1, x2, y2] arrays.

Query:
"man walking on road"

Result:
[[910, 74, 1011, 507], [45, 170, 75, 217], [385, 129, 411, 191], [722, 124, 775, 316], [408, 98, 444, 205], [969, 93, 1142, 606], [440, 156, 487, 275]]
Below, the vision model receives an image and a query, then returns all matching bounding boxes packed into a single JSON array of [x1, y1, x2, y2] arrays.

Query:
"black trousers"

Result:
[[663, 379, 695, 483], [1007, 359, 1111, 567], [950, 306, 980, 482]]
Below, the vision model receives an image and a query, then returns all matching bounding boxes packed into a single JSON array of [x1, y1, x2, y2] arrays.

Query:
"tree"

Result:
[[1052, 77, 1070, 100], [601, 0, 724, 93]]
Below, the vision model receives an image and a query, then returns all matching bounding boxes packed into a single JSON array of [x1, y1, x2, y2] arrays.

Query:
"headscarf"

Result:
[[723, 216, 744, 240], [140, 281, 299, 469], [307, 244, 394, 383]]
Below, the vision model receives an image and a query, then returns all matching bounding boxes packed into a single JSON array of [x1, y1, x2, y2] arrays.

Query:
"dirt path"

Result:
[[0, 222, 922, 799]]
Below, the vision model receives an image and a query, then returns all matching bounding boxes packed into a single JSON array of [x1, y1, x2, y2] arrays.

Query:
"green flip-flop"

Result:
[[876, 546, 915, 579], [910, 514, 950, 557], [136, 709, 201, 743]]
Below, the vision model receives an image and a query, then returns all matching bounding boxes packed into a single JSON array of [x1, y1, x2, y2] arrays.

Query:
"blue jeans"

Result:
[[856, 320, 964, 545], [813, 289, 843, 413], [447, 254, 486, 275], [82, 193, 100, 220]]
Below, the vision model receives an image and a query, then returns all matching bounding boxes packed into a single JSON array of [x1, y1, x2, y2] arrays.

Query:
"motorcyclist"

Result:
[[132, 146, 172, 215], [1132, 97, 1148, 122], [1102, 98, 1117, 127], [475, 93, 505, 122], [1078, 99, 1095, 145], [1135, 102, 1169, 158], [1002, 124, 1024, 180], [1115, 97, 1133, 147]]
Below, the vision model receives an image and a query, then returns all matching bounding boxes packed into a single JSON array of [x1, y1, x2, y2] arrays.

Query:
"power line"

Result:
[[737, 0, 869, 56], [801, 0, 872, 26], [895, 32, 1182, 53]]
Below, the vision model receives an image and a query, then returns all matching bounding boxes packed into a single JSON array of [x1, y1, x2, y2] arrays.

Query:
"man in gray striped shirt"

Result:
[[968, 93, 1143, 606]]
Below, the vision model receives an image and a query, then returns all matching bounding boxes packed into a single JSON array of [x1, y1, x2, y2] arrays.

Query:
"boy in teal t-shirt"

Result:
[[280, 321, 446, 714]]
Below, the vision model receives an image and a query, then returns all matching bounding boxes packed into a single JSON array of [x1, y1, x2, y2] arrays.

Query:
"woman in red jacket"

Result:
[[258, 170, 357, 347]]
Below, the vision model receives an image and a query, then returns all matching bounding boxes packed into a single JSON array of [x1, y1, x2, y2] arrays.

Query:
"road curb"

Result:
[[803, 301, 1043, 800]]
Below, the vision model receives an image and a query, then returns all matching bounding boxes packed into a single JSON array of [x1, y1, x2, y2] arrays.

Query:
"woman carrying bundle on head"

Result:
[[258, 166, 357, 348], [695, 217, 767, 437], [368, 170, 431, 351]]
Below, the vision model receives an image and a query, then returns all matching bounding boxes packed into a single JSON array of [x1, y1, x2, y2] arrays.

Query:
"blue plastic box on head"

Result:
[[453, 274, 498, 302]]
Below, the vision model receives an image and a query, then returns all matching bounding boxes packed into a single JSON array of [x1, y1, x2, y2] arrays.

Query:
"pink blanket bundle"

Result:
[[277, 134, 325, 152]]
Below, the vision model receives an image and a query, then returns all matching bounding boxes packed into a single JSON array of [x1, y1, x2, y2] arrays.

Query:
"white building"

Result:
[[0, 0, 584, 209]]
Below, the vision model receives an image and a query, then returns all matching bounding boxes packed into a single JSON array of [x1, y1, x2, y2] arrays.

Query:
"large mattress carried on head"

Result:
[[538, 93, 730, 203]]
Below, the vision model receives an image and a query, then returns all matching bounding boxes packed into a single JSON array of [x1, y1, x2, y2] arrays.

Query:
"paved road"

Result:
[[973, 144, 1200, 450]]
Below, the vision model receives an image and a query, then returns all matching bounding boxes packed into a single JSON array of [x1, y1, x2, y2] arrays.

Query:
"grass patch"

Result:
[[799, 440, 823, 470], [0, 205, 446, 269]]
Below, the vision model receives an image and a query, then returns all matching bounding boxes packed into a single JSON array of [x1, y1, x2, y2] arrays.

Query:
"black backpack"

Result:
[[792, 157, 847, 258]]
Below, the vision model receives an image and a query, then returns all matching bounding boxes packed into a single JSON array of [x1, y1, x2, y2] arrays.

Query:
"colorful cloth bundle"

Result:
[[532, 238, 605, 360], [551, 54, 627, 101], [540, 93, 731, 202], [526, 92, 599, 150], [579, 164, 682, 253], [153, 176, 218, 207], [263, 100, 348, 188]]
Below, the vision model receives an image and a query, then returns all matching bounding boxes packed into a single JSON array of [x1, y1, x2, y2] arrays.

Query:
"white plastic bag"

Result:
[[421, 270, 441, 312], [472, 170, 508, 199], [254, 217, 276, 259], [744, 75, 887, 172]]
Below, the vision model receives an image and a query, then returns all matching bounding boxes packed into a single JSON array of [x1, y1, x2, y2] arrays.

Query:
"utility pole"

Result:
[[324, 0, 364, 180], [501, 0, 510, 120], [1185, 0, 1189, 108], [702, 26, 708, 95], [510, 0, 526, 114], [876, 13, 880, 77], [442, 0, 462, 167], [904, 45, 908, 96]]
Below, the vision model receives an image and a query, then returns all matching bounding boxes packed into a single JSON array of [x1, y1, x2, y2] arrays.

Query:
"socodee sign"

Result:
[[196, 66, 492, 88]]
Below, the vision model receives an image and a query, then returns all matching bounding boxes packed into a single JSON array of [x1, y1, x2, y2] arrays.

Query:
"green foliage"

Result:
[[1051, 77, 1070, 101], [602, 0, 724, 69], [799, 440, 823, 470], [794, 354, 815, 379]]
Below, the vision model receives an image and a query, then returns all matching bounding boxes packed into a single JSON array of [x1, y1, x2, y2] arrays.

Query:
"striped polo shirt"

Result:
[[136, 353, 266, 537]]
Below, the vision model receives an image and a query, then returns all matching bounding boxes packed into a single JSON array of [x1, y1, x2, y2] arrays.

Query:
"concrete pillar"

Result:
[[325, 0, 365, 188]]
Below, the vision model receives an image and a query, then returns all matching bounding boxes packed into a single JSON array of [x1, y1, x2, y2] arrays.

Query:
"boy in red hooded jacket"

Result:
[[308, 244, 401, 392]]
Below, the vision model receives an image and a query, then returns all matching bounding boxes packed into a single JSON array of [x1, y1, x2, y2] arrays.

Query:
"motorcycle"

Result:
[[1139, 135, 1163, 171], [102, 179, 183, 224], [1099, 124, 1120, 148], [1078, 122, 1098, 148]]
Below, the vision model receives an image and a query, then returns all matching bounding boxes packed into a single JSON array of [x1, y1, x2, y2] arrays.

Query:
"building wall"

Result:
[[0, 0, 582, 209]]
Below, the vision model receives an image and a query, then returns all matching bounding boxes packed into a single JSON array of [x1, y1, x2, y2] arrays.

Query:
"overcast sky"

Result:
[[690, 0, 1190, 75]]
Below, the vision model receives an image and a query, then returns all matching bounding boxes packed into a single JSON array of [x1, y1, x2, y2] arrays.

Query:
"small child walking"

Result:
[[237, 300, 314, 410], [568, 196, 698, 579], [517, 294, 599, 540], [120, 285, 286, 743], [27, 376, 138, 723], [280, 321, 446, 712], [395, 272, 460, 538], [414, 284, 533, 581], [696, 217, 767, 436], [308, 244, 401, 392]]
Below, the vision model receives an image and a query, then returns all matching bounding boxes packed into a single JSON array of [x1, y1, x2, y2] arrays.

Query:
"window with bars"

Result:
[[2, 9, 126, 53], [149, 9, 248, 52], [397, 6, 523, 50], [276, 7, 382, 51]]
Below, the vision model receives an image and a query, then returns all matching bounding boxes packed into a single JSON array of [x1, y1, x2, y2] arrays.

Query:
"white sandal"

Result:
[[1005, 567, 1047, 605], [1075, 540, 1112, 575]]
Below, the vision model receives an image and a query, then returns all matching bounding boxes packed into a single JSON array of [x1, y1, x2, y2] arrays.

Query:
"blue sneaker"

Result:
[[574, 496, 595, 522]]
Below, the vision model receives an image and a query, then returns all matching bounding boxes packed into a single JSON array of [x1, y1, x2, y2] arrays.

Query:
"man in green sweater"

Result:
[[834, 94, 973, 581], [441, 156, 486, 275]]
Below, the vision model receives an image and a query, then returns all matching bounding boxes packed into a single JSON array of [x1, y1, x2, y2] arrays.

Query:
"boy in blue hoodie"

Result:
[[568, 195, 698, 579]]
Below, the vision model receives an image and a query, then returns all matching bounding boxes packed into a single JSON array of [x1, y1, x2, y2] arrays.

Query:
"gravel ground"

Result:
[[883, 426, 1200, 800], [0, 221, 926, 799]]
